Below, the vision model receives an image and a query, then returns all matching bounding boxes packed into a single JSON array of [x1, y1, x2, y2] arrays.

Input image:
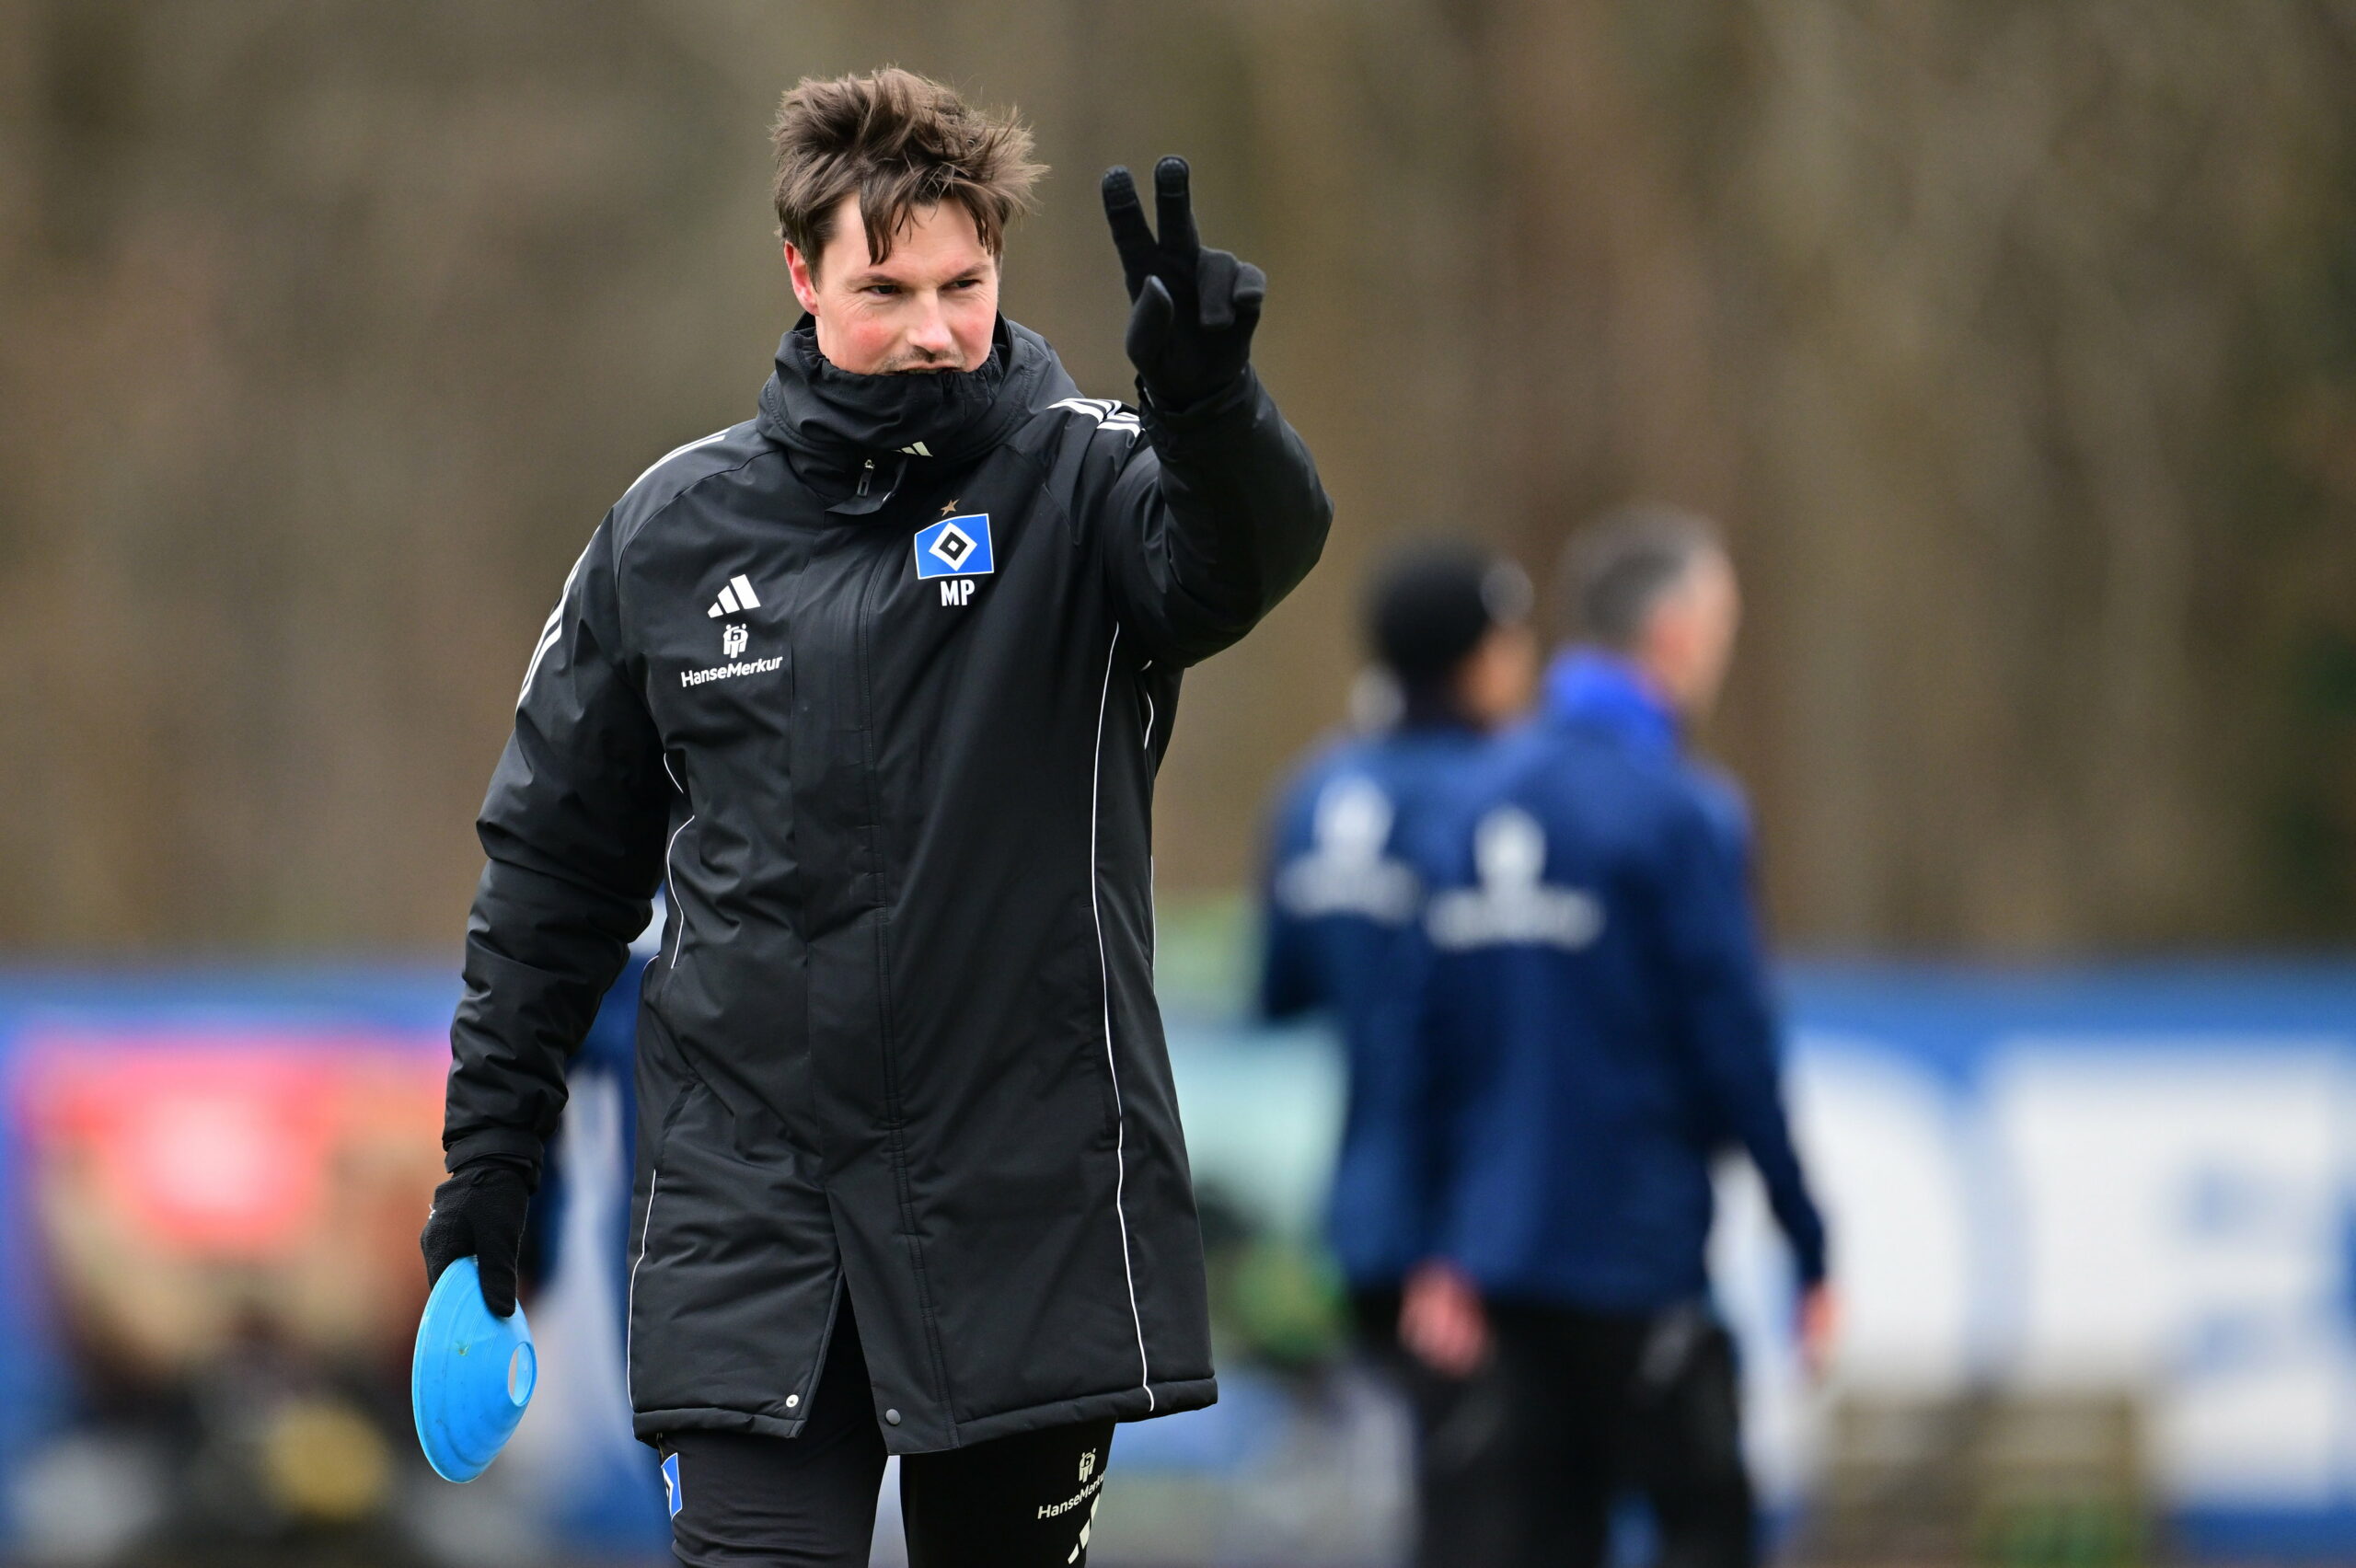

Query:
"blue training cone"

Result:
[[412, 1257, 537, 1482]]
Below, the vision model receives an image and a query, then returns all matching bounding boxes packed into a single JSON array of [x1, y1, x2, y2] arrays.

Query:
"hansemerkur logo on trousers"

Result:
[[681, 572, 782, 688], [914, 512, 995, 606], [1037, 1445, 1104, 1526]]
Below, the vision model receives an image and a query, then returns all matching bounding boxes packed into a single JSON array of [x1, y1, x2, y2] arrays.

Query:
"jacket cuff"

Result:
[[445, 1127, 545, 1182], [1135, 367, 1259, 436]]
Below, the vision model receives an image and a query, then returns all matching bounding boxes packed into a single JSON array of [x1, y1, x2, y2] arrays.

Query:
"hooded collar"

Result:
[[1542, 648, 1681, 757], [756, 315, 1056, 515]]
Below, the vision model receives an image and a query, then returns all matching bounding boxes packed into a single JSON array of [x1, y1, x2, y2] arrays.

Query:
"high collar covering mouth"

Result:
[[1543, 647, 1682, 756], [757, 314, 1018, 474]]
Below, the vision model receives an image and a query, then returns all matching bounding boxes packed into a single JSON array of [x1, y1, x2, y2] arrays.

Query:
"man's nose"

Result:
[[907, 294, 956, 356]]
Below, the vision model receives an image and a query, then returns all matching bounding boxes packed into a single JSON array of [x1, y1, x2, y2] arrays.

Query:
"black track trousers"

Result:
[[1348, 1287, 1516, 1568], [1488, 1301, 1756, 1568], [660, 1299, 1114, 1568]]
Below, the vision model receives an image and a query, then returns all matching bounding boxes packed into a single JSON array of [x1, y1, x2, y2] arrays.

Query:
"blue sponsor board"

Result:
[[0, 962, 2352, 1557]]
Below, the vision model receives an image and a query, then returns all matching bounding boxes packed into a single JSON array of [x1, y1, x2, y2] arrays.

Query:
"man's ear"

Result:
[[785, 243, 822, 315]]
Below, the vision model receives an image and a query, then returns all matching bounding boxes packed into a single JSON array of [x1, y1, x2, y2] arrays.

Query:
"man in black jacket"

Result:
[[419, 67, 1331, 1567]]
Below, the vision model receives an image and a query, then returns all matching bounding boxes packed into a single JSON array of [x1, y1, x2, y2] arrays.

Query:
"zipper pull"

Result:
[[857, 457, 875, 498]]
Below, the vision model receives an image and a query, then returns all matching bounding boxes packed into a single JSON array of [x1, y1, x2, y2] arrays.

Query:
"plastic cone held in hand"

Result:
[[411, 1257, 537, 1482]]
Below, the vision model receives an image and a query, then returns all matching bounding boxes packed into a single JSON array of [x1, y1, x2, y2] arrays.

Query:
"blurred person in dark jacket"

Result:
[[1256, 539, 1536, 1568], [1396, 505, 1835, 1568]]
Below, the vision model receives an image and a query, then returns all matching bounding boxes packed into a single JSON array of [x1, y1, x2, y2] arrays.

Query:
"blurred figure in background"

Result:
[[1397, 506, 1835, 1568], [1256, 539, 1536, 1568]]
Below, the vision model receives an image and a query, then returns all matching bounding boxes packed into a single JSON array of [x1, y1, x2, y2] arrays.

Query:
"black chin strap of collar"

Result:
[[761, 317, 1016, 514]]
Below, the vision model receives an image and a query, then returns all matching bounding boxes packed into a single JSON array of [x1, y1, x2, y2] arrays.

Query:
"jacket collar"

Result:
[[756, 315, 1062, 514], [1542, 648, 1681, 757]]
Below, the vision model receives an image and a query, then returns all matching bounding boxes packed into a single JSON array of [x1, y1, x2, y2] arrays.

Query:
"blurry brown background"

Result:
[[6, 0, 2356, 955]]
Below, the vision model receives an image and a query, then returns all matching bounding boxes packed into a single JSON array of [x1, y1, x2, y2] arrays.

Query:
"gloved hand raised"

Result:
[[420, 1159, 532, 1319], [1101, 156, 1265, 409]]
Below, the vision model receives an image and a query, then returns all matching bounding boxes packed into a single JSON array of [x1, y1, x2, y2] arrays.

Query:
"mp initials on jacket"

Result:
[[444, 316, 1330, 1454]]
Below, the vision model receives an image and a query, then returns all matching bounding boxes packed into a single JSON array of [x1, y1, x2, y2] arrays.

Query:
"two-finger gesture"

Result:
[[1101, 156, 1265, 409]]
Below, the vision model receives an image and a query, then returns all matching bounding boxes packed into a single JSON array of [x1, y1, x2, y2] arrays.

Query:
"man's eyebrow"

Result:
[[843, 263, 988, 289]]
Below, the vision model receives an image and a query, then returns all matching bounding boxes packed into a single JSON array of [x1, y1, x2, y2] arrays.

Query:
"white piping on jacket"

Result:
[[628, 427, 733, 494], [1090, 624, 1154, 1409], [623, 1168, 661, 1406], [517, 545, 590, 705], [663, 815, 696, 969], [521, 427, 734, 707]]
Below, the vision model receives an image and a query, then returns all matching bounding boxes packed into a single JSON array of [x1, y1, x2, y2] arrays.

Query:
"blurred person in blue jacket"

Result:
[[1257, 538, 1536, 1568], [1396, 505, 1836, 1568]]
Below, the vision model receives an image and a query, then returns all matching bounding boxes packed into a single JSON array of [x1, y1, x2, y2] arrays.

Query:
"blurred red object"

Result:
[[14, 1030, 442, 1258]]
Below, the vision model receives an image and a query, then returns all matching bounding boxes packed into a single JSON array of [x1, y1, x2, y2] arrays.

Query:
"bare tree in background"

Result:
[[1, 0, 2352, 952], [1473, 0, 2356, 948]]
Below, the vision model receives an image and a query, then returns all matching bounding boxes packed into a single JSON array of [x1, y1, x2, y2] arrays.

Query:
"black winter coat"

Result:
[[442, 317, 1330, 1453]]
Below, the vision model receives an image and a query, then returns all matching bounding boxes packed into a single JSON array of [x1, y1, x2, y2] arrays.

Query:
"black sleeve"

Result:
[[443, 518, 669, 1180], [1091, 369, 1333, 666]]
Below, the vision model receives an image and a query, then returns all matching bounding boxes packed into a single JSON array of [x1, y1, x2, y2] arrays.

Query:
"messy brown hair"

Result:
[[771, 68, 1045, 273]]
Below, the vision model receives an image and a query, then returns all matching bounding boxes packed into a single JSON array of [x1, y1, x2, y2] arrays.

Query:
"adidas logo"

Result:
[[706, 573, 761, 618], [1051, 397, 1142, 436]]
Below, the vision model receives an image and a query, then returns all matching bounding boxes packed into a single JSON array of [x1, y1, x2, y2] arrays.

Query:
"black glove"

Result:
[[420, 1159, 532, 1319], [1101, 156, 1266, 409]]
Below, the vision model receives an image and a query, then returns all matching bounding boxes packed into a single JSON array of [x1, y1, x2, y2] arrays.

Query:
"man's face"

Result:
[[1641, 548, 1741, 721], [786, 194, 999, 375], [1456, 621, 1540, 730]]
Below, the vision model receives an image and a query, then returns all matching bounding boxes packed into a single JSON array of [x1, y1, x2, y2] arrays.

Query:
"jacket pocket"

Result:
[[622, 1078, 840, 1426], [648, 810, 699, 1001]]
